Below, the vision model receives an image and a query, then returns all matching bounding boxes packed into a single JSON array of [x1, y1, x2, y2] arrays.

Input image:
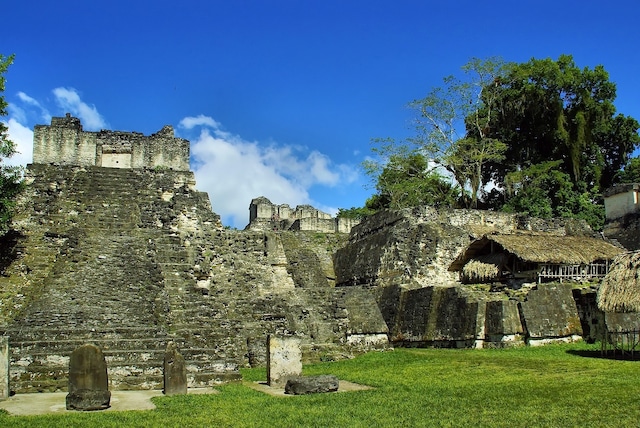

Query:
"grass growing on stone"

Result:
[[2, 341, 640, 427]]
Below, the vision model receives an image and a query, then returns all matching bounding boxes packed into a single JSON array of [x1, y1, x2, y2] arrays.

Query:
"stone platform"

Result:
[[0, 388, 218, 416]]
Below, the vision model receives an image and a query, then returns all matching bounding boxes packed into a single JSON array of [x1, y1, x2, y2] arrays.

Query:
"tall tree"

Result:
[[483, 55, 640, 193], [0, 54, 23, 234], [408, 57, 508, 208], [477, 55, 639, 229]]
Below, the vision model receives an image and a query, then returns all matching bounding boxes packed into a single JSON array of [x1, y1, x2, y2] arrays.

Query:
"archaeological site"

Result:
[[0, 115, 636, 395]]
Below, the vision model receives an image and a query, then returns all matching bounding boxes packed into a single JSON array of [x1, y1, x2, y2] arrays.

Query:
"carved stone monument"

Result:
[[266, 335, 302, 387], [163, 341, 187, 395], [65, 344, 111, 411], [0, 337, 8, 400]]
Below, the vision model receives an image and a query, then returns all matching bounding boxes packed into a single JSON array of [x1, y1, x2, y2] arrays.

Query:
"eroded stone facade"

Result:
[[246, 196, 359, 233], [33, 114, 190, 171], [0, 116, 625, 394]]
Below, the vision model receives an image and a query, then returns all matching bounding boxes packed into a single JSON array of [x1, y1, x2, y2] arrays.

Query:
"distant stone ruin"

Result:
[[33, 113, 190, 170], [246, 196, 359, 233]]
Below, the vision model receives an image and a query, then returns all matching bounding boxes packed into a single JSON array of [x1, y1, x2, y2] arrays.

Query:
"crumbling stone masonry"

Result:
[[0, 115, 617, 393], [246, 196, 359, 233]]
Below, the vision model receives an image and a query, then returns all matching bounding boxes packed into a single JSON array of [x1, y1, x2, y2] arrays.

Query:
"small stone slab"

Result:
[[284, 375, 339, 395]]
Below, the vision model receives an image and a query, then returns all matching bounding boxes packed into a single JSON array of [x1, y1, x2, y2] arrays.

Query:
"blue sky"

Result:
[[3, 1, 640, 228]]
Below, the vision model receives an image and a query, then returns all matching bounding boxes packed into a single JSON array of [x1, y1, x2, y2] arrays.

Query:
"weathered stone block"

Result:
[[604, 312, 640, 333], [572, 287, 605, 343], [484, 300, 524, 346], [267, 335, 302, 387], [520, 284, 583, 341], [163, 341, 187, 396], [66, 344, 111, 411], [340, 287, 389, 349], [284, 375, 339, 395], [66, 389, 112, 411], [397, 286, 480, 346]]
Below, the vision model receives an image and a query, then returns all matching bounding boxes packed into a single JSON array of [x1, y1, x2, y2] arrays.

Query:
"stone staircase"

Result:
[[0, 164, 237, 392]]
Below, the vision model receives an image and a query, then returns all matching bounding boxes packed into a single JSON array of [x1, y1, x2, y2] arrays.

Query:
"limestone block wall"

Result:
[[603, 213, 640, 251], [335, 206, 602, 348], [291, 217, 336, 233], [337, 217, 360, 234], [33, 114, 189, 171], [389, 284, 582, 348]]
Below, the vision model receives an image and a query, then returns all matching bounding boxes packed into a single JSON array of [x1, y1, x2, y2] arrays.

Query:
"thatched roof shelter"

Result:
[[450, 233, 624, 272], [597, 251, 640, 313]]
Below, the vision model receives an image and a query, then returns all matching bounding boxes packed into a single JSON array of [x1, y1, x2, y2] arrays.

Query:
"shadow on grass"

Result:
[[566, 349, 640, 361]]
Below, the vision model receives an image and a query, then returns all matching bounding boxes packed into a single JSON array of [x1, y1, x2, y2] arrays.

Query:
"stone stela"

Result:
[[0, 337, 8, 400], [65, 344, 111, 411], [163, 341, 187, 396], [266, 335, 302, 387]]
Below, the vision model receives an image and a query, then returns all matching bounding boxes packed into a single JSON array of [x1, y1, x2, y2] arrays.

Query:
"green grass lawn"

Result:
[[2, 342, 639, 427]]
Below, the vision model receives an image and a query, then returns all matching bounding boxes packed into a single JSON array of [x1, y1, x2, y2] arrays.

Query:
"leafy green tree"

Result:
[[483, 55, 640, 194], [502, 160, 604, 229], [0, 54, 23, 234], [362, 141, 460, 211], [616, 157, 640, 183], [336, 206, 375, 220], [409, 57, 509, 208]]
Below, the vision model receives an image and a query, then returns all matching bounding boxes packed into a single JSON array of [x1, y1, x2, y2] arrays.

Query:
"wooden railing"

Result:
[[537, 262, 610, 282]]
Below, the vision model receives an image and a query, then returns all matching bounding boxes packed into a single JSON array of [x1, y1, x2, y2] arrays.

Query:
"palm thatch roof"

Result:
[[488, 234, 623, 264], [462, 259, 501, 282], [450, 233, 624, 271], [597, 251, 640, 313]]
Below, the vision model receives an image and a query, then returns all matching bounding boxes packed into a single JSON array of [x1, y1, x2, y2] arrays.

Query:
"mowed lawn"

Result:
[[2, 342, 639, 427]]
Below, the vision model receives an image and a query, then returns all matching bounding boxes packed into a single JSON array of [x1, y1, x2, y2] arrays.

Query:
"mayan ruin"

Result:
[[0, 115, 635, 398]]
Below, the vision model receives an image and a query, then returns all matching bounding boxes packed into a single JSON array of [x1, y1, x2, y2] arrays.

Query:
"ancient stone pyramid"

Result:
[[0, 117, 388, 393]]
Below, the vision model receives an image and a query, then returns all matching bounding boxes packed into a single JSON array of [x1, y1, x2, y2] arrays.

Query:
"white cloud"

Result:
[[182, 115, 356, 228], [52, 87, 107, 131], [179, 115, 220, 130], [17, 91, 50, 122], [4, 118, 34, 167], [3, 88, 105, 167], [7, 104, 26, 124], [17, 92, 40, 106]]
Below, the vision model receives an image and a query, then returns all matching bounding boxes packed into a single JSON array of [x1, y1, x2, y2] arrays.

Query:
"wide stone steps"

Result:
[[10, 359, 239, 393]]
